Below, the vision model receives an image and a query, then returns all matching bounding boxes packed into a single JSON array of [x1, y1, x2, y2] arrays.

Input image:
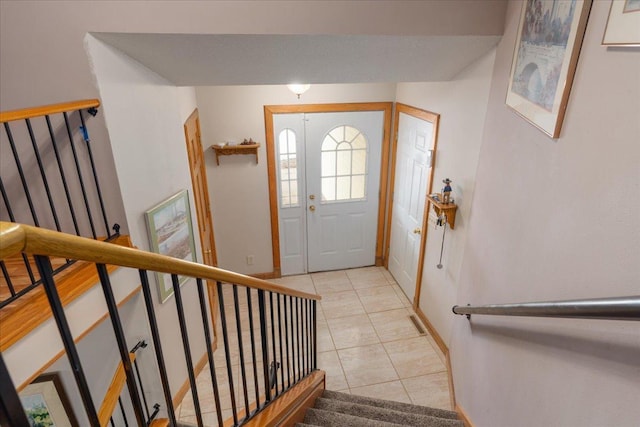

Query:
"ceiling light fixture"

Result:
[[287, 83, 311, 99]]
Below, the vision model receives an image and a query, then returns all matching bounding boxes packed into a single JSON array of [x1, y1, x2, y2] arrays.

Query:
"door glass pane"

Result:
[[322, 151, 336, 177], [345, 126, 360, 143], [321, 125, 368, 203], [278, 129, 299, 208], [352, 150, 366, 175], [336, 176, 351, 200], [336, 150, 351, 175], [322, 177, 336, 201]]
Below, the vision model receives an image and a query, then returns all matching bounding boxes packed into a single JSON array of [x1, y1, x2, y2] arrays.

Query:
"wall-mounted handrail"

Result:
[[452, 296, 640, 321], [0, 222, 320, 301], [0, 99, 100, 123]]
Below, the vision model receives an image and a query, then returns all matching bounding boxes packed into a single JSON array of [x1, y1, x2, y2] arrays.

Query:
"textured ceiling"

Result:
[[93, 33, 502, 86]]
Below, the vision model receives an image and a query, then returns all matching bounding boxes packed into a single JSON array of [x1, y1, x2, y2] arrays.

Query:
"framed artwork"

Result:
[[145, 190, 197, 303], [602, 0, 640, 46], [506, 0, 593, 138], [20, 373, 79, 427]]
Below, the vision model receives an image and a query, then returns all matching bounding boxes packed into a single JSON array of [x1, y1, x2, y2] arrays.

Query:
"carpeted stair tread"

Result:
[[322, 390, 459, 420], [314, 397, 463, 427], [304, 407, 404, 426]]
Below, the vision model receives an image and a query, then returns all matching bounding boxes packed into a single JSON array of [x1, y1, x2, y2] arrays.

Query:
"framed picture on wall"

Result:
[[145, 190, 197, 303], [20, 373, 79, 427], [602, 0, 640, 46], [506, 0, 593, 138]]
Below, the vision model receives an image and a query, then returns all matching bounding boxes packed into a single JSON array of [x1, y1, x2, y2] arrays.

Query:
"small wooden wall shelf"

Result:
[[427, 194, 457, 229], [211, 143, 260, 165]]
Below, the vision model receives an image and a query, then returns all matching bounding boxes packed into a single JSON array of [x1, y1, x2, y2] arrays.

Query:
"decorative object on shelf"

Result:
[[602, 0, 640, 46], [427, 193, 457, 230], [145, 190, 196, 303], [442, 178, 453, 204], [287, 83, 311, 99], [20, 373, 79, 427], [506, 0, 593, 138], [211, 142, 260, 165]]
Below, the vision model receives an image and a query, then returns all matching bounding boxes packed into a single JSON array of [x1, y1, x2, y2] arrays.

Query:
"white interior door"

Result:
[[273, 111, 384, 274], [388, 112, 435, 301], [305, 111, 384, 272]]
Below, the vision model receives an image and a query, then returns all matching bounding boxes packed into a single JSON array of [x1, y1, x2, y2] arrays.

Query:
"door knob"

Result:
[[309, 205, 316, 212], [309, 194, 315, 200], [413, 228, 421, 234]]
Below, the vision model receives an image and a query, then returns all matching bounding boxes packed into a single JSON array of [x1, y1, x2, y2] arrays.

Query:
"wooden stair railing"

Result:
[[0, 222, 321, 426]]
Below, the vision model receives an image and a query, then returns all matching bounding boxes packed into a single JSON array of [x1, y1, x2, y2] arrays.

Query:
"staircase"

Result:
[[298, 390, 462, 427]]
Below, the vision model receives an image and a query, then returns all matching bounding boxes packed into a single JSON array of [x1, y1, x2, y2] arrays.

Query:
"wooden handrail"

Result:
[[0, 222, 321, 301], [0, 99, 100, 123]]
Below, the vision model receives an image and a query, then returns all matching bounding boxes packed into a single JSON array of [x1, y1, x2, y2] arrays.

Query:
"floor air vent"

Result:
[[408, 315, 426, 335]]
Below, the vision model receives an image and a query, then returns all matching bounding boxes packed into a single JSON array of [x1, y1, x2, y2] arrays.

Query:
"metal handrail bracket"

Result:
[[452, 296, 640, 321]]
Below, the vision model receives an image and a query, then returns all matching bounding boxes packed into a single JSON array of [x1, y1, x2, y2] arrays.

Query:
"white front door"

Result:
[[274, 111, 384, 274], [388, 112, 435, 301]]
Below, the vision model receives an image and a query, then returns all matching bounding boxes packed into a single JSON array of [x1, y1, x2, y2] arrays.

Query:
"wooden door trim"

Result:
[[264, 102, 393, 275], [385, 103, 440, 306]]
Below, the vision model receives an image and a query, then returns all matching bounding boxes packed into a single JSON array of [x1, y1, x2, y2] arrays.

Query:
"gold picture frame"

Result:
[[506, 0, 593, 138], [145, 190, 197, 303], [602, 0, 640, 46]]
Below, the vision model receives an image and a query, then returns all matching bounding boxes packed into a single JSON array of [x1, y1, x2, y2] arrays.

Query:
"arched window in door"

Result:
[[321, 125, 368, 202], [278, 129, 299, 207]]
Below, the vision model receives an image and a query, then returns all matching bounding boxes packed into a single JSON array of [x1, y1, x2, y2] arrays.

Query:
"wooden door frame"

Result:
[[384, 103, 440, 307], [264, 102, 393, 276]]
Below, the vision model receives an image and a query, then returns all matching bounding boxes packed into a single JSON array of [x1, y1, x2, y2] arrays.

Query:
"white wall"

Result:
[[195, 83, 396, 274], [451, 1, 640, 426], [85, 35, 206, 402], [395, 48, 496, 345]]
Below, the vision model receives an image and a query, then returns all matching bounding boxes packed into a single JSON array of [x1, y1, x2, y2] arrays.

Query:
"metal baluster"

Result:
[[245, 287, 261, 409], [130, 341, 150, 421], [258, 290, 271, 403], [197, 279, 223, 427], [0, 177, 35, 287], [284, 296, 291, 387], [138, 270, 177, 426], [25, 118, 61, 231], [295, 297, 301, 382], [4, 122, 39, 226], [0, 261, 16, 298], [302, 299, 307, 376], [217, 282, 238, 426], [118, 397, 129, 427], [96, 264, 146, 427], [171, 274, 203, 427], [110, 417, 115, 427], [308, 299, 312, 374], [232, 285, 250, 418], [45, 115, 80, 235], [78, 110, 110, 238], [277, 294, 286, 390], [33, 256, 99, 425], [269, 292, 278, 396], [63, 111, 96, 238], [0, 353, 30, 427], [313, 301, 317, 370]]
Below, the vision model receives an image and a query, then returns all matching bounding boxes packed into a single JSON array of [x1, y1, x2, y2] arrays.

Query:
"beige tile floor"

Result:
[[176, 266, 452, 424]]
